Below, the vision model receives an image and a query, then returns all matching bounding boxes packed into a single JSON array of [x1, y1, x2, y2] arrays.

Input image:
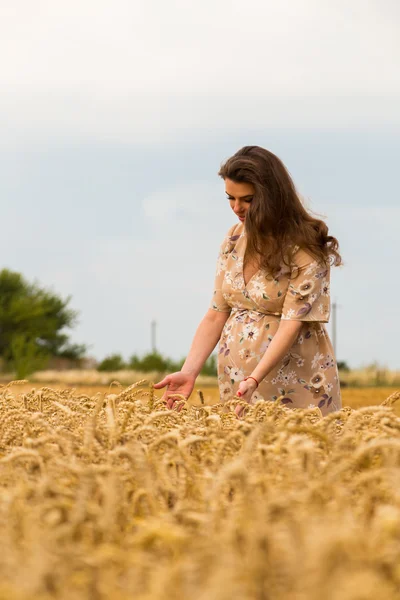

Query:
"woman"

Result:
[[154, 146, 342, 416]]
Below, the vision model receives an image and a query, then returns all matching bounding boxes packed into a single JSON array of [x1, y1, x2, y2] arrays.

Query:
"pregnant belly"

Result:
[[219, 309, 281, 363]]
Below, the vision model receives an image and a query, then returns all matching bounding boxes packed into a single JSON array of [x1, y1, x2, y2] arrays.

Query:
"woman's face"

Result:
[[225, 178, 255, 223]]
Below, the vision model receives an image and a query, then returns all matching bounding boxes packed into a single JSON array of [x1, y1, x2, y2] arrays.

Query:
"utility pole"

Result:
[[151, 320, 157, 353]]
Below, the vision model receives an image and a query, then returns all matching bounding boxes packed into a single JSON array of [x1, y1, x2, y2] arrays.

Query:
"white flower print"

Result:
[[232, 277, 244, 291], [326, 382, 333, 393], [321, 280, 330, 296], [230, 300, 244, 309], [298, 279, 315, 295], [242, 324, 259, 342], [309, 293, 317, 303], [296, 334, 304, 345], [311, 352, 324, 369], [310, 372, 327, 389], [318, 303, 325, 314], [281, 374, 290, 386], [285, 308, 296, 319], [275, 369, 298, 386], [225, 366, 245, 382], [216, 255, 228, 275], [297, 358, 305, 367], [224, 270, 234, 284], [284, 370, 298, 384], [250, 280, 267, 299], [322, 355, 335, 369]]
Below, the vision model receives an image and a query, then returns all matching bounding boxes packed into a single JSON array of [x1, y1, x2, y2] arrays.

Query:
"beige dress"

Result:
[[209, 222, 341, 415]]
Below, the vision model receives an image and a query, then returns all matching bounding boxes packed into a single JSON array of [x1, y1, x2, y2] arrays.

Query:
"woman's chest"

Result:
[[223, 242, 291, 310], [242, 256, 260, 288]]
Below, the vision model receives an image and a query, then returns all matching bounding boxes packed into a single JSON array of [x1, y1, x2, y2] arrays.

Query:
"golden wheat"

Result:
[[0, 381, 399, 599]]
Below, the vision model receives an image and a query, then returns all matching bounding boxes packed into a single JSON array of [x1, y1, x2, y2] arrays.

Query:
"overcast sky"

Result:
[[1, 0, 399, 368]]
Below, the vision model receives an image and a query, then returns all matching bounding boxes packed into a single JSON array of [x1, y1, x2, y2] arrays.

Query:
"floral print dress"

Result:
[[209, 222, 341, 415]]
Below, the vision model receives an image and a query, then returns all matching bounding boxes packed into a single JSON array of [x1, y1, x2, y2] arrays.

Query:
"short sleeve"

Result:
[[209, 224, 238, 313], [281, 247, 331, 322]]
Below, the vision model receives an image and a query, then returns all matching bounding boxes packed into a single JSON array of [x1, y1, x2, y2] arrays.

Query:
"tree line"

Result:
[[0, 268, 217, 378], [97, 351, 217, 376]]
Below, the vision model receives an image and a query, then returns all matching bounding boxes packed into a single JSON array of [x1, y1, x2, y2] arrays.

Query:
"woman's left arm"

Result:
[[236, 320, 303, 405]]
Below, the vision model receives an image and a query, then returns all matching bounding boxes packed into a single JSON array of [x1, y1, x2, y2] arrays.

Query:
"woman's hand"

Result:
[[235, 378, 258, 417], [153, 372, 196, 410]]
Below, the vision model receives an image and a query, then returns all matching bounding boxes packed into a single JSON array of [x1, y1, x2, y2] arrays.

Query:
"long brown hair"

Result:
[[218, 146, 342, 276]]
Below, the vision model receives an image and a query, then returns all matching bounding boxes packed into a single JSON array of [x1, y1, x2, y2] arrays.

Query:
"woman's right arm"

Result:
[[180, 309, 230, 378]]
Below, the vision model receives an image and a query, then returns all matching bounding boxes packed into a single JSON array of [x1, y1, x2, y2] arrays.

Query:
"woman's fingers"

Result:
[[166, 400, 182, 411], [166, 397, 175, 409], [153, 377, 169, 389], [235, 404, 244, 418]]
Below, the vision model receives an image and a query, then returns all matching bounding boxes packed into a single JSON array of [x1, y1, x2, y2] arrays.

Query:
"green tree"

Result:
[[57, 343, 88, 361], [128, 354, 142, 370], [128, 352, 185, 373], [97, 354, 126, 372], [337, 360, 350, 372], [9, 334, 49, 379], [0, 269, 86, 377], [132, 351, 169, 372], [127, 351, 214, 375]]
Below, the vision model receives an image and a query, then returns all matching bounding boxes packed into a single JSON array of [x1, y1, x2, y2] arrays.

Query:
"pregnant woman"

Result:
[[154, 146, 342, 416]]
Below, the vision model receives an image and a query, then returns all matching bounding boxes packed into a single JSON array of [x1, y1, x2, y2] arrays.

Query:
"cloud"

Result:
[[1, 0, 399, 146]]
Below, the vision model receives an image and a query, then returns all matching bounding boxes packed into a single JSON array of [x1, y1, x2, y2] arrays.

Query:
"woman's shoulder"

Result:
[[289, 244, 330, 273], [226, 221, 244, 240], [219, 222, 243, 252]]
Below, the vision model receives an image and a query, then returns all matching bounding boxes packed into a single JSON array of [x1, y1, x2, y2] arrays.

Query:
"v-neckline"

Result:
[[242, 264, 260, 289], [240, 226, 260, 288]]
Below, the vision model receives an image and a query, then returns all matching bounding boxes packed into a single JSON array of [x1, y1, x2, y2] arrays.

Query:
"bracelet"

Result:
[[244, 376, 259, 388]]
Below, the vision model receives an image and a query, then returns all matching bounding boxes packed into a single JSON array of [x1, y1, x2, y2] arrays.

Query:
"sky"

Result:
[[1, 0, 399, 369]]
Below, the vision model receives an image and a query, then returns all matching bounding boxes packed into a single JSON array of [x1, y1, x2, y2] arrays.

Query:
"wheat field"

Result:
[[15, 382, 400, 415], [0, 380, 399, 599]]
